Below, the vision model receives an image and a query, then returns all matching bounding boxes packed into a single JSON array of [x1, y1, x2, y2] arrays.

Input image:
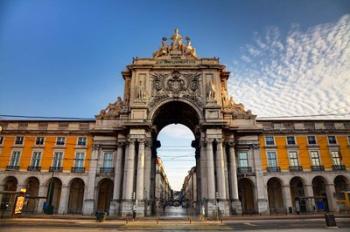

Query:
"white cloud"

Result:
[[229, 15, 350, 118]]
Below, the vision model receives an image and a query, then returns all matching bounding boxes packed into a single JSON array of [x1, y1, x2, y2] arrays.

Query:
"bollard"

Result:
[[324, 213, 337, 227]]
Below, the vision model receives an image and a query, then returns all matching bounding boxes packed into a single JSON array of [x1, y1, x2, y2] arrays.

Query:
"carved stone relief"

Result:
[[149, 70, 202, 108]]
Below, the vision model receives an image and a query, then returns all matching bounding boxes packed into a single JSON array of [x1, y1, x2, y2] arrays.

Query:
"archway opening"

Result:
[[312, 176, 329, 212], [238, 178, 255, 214], [46, 177, 62, 213], [24, 177, 40, 213], [290, 176, 306, 212], [152, 101, 200, 217], [157, 123, 196, 217], [97, 178, 113, 212], [68, 178, 85, 214], [267, 177, 284, 214], [334, 175, 349, 193], [1, 176, 18, 213]]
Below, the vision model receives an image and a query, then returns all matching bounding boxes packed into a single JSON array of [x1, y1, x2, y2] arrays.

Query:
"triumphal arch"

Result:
[[85, 29, 265, 217]]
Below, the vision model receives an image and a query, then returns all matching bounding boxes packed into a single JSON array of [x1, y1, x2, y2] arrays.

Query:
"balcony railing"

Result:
[[71, 167, 85, 173], [6, 165, 19, 171], [289, 166, 303, 172], [267, 166, 281, 172], [237, 167, 253, 174], [99, 167, 114, 175], [332, 165, 346, 171], [49, 166, 63, 172], [27, 166, 41, 172], [311, 165, 325, 171]]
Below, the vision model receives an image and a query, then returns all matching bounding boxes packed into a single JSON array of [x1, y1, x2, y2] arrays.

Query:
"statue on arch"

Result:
[[207, 79, 216, 100]]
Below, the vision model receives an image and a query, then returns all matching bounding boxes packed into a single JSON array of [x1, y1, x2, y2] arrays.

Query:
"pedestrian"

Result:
[[295, 200, 300, 215], [201, 205, 205, 221]]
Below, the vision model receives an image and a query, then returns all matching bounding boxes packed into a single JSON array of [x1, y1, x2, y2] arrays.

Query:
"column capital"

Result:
[[92, 144, 101, 150], [250, 144, 259, 150], [205, 138, 214, 144], [144, 138, 152, 147], [226, 141, 235, 147], [137, 138, 145, 144], [127, 138, 137, 144], [117, 141, 126, 147]]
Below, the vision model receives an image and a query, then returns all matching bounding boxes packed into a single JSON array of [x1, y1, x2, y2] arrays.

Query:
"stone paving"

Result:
[[1, 216, 350, 232]]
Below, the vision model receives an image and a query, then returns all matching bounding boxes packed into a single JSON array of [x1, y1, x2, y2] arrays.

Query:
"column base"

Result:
[[231, 199, 242, 215], [257, 198, 269, 215], [135, 200, 145, 217], [206, 199, 230, 218], [109, 200, 120, 216], [82, 199, 95, 215], [120, 200, 145, 217], [121, 200, 133, 217]]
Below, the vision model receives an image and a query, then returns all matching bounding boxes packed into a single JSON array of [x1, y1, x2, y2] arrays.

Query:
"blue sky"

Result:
[[1, 0, 349, 190]]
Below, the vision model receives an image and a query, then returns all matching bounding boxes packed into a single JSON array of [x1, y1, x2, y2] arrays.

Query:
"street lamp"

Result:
[[215, 192, 219, 221], [132, 192, 136, 220]]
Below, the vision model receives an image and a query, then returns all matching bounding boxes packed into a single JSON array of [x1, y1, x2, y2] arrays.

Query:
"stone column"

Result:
[[143, 139, 152, 215], [326, 184, 337, 212], [37, 185, 48, 214], [58, 184, 69, 214], [122, 139, 136, 216], [215, 139, 227, 199], [206, 139, 215, 200], [82, 145, 99, 215], [282, 185, 293, 213], [216, 139, 229, 215], [206, 139, 216, 217], [200, 141, 207, 200], [110, 142, 124, 215], [125, 139, 136, 200], [136, 139, 145, 216], [228, 142, 241, 214], [136, 140, 145, 200], [252, 144, 268, 214], [304, 184, 315, 212]]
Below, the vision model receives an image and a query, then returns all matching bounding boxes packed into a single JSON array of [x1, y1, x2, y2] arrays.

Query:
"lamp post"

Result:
[[144, 189, 148, 217], [215, 192, 219, 221], [132, 192, 136, 220]]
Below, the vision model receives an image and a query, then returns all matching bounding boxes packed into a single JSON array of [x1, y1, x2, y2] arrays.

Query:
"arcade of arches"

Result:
[[0, 29, 350, 217]]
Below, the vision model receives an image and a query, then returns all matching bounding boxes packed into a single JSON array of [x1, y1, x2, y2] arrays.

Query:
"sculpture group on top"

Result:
[[153, 28, 197, 59]]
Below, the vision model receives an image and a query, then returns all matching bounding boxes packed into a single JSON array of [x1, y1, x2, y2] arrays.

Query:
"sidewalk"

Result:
[[1, 212, 350, 221]]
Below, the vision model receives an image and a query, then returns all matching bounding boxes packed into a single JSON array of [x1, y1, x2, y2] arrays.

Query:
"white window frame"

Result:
[[15, 136, 24, 145], [56, 137, 65, 146], [31, 151, 42, 167], [238, 151, 249, 167], [103, 152, 113, 168], [74, 152, 85, 168], [265, 136, 275, 146], [53, 151, 64, 168], [35, 136, 45, 145], [310, 150, 321, 166], [307, 135, 317, 145], [286, 136, 296, 145], [77, 137, 87, 146], [330, 151, 342, 166], [288, 151, 299, 167], [267, 151, 278, 167], [328, 135, 337, 145], [10, 151, 21, 167]]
